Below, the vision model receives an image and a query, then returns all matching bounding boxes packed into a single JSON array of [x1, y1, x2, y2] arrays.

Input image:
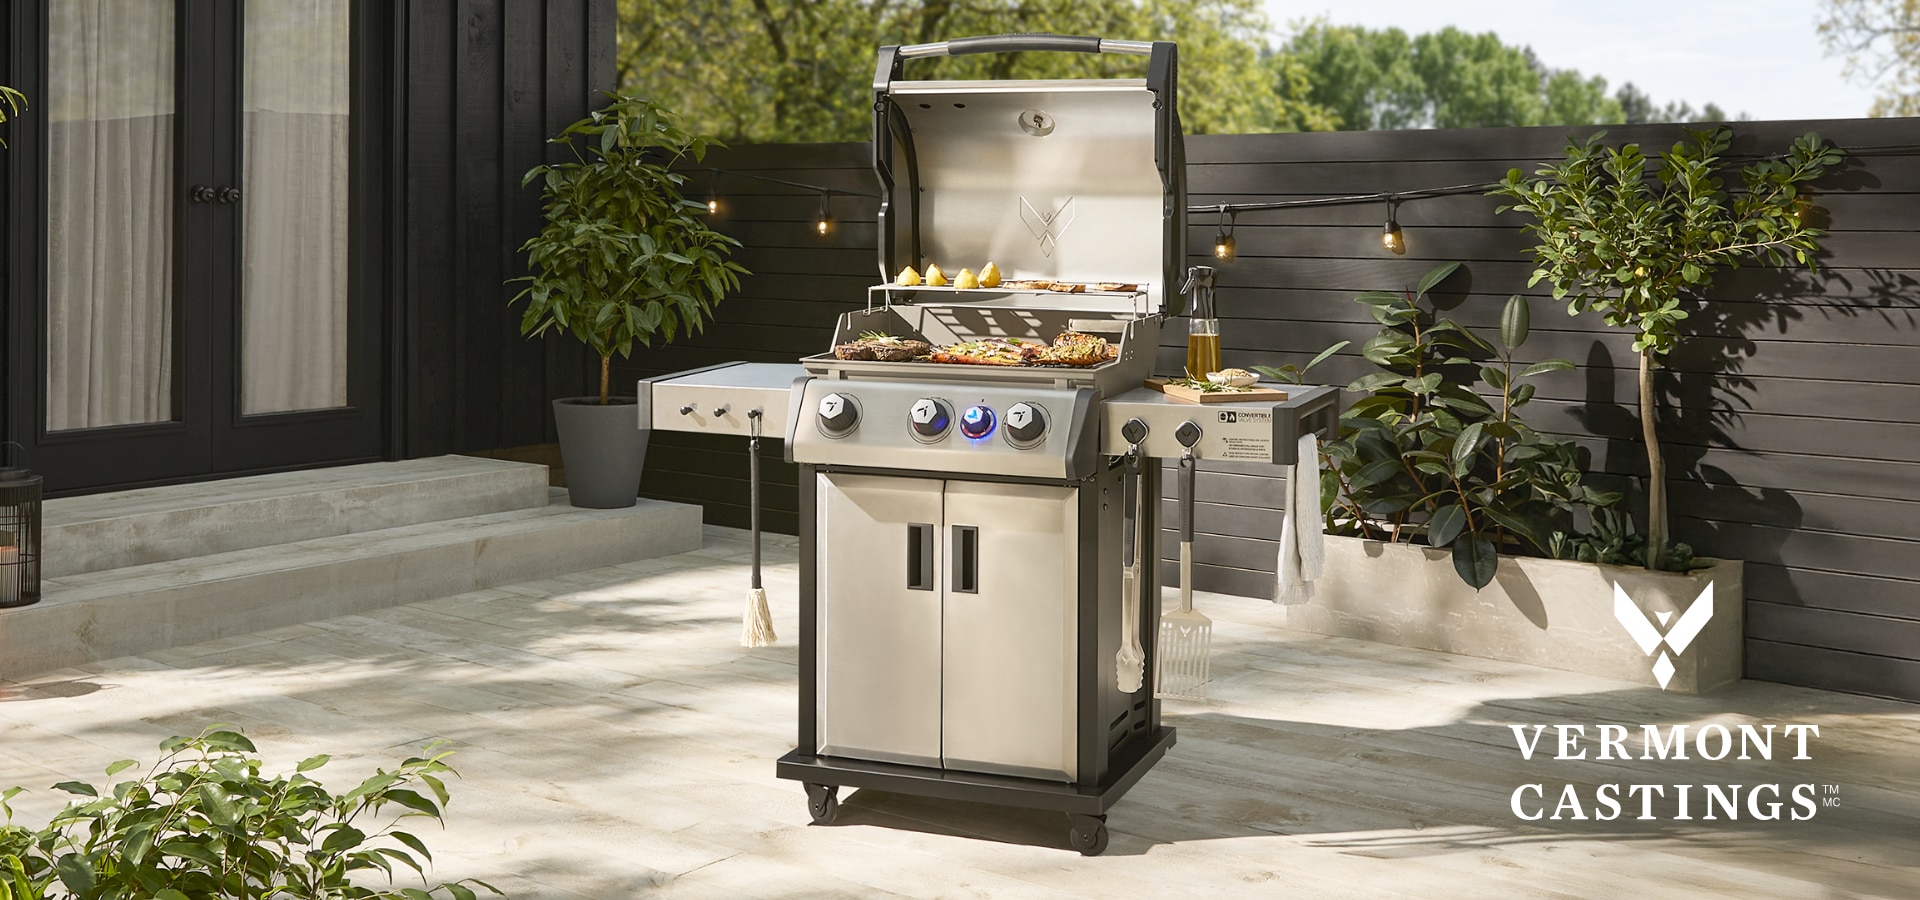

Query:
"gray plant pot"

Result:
[[552, 397, 650, 509]]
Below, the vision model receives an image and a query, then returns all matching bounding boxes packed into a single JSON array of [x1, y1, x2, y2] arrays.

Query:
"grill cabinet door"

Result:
[[941, 481, 1079, 781], [815, 473, 944, 767]]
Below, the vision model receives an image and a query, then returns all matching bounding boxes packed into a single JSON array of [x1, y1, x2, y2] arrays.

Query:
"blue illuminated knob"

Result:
[[959, 405, 996, 440], [909, 398, 952, 439]]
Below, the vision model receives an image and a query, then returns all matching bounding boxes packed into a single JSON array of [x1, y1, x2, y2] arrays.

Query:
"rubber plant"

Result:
[[512, 94, 747, 404], [0, 727, 496, 899], [1318, 262, 1620, 588], [1491, 127, 1843, 569]]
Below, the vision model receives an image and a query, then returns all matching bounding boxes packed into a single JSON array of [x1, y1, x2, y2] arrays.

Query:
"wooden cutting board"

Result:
[[1145, 378, 1290, 404]]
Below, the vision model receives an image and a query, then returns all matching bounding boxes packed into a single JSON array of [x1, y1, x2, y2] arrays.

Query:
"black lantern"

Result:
[[0, 444, 42, 609]]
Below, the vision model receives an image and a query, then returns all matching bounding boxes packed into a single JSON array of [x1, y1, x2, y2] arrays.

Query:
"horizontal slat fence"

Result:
[[632, 119, 1920, 702]]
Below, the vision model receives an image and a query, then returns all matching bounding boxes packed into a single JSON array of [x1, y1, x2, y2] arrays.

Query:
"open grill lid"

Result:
[[872, 35, 1187, 317]]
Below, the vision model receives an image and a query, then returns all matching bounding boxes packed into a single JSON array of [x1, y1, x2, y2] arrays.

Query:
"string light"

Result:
[[1212, 205, 1236, 261], [816, 190, 832, 236], [706, 190, 718, 215], [1381, 196, 1405, 255]]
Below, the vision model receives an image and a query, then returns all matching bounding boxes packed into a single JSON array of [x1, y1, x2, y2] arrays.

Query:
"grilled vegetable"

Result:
[[926, 264, 948, 287], [955, 268, 980, 290], [896, 266, 922, 286], [834, 332, 931, 361], [980, 262, 1002, 287]]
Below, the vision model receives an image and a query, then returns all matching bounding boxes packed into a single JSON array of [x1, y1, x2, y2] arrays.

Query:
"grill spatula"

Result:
[[1156, 426, 1211, 701]]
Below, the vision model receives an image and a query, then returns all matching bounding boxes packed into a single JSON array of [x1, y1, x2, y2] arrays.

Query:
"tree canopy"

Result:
[[1274, 22, 1737, 131], [1820, 0, 1920, 117], [616, 3, 1737, 143]]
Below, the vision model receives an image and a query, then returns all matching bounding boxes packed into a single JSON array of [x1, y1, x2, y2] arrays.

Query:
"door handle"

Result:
[[907, 523, 934, 591], [216, 186, 242, 204], [951, 525, 978, 594], [190, 185, 217, 203]]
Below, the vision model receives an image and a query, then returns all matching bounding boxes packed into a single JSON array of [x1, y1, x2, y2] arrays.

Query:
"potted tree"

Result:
[[1289, 262, 1743, 692], [514, 95, 747, 508], [1491, 127, 1843, 569]]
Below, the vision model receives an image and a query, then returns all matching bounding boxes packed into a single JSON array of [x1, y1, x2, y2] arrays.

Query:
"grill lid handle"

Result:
[[900, 34, 1149, 59]]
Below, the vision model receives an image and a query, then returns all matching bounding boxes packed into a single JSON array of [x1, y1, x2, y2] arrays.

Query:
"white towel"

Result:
[[1276, 432, 1325, 605]]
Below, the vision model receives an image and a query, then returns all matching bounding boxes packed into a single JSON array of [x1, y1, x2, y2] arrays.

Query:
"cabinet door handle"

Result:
[[906, 523, 934, 591], [951, 525, 978, 594], [216, 186, 243, 204], [190, 185, 217, 203]]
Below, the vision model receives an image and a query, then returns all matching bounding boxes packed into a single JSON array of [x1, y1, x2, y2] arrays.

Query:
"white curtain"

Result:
[[45, 0, 176, 432], [241, 0, 351, 414]]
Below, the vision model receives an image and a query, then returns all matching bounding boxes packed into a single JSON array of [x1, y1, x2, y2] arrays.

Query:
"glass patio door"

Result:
[[21, 0, 383, 492]]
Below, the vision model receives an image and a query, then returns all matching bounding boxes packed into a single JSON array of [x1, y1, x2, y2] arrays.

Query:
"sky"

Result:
[[1264, 0, 1883, 122]]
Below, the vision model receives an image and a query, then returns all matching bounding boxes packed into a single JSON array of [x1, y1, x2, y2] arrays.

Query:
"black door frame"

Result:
[[2, 0, 401, 495]]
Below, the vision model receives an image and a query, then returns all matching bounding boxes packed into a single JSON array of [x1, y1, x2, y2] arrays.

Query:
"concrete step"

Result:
[[42, 456, 552, 578], [1, 490, 701, 679]]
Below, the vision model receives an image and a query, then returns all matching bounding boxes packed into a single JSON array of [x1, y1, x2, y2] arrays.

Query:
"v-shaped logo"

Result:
[[1613, 581, 1714, 690], [1019, 196, 1075, 257]]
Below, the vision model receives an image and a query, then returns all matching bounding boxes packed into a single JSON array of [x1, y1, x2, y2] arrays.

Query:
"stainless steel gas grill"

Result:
[[638, 34, 1341, 855]]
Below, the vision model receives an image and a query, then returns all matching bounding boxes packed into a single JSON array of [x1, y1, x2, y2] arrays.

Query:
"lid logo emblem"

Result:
[[1020, 196, 1075, 257], [1018, 109, 1056, 137]]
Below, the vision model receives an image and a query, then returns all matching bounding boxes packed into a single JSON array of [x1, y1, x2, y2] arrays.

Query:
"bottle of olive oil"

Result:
[[1183, 266, 1221, 377]]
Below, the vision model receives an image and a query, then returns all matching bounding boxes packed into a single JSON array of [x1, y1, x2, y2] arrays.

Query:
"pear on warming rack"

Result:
[[896, 266, 922, 286], [955, 268, 980, 290], [926, 263, 949, 287], [979, 261, 1002, 288]]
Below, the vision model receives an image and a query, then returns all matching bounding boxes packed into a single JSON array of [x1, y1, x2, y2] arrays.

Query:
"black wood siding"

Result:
[[642, 120, 1920, 702], [397, 0, 615, 457]]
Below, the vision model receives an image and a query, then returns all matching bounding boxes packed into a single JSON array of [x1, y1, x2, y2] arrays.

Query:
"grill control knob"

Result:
[[959, 405, 997, 440], [909, 398, 952, 440], [1005, 402, 1047, 447], [817, 393, 859, 436]]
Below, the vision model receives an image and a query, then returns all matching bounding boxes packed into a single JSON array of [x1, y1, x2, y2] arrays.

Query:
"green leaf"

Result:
[[105, 759, 139, 777], [1427, 504, 1467, 547], [1452, 534, 1498, 590], [1415, 262, 1462, 298], [1518, 359, 1575, 378], [55, 854, 95, 896], [321, 825, 366, 854], [1348, 459, 1405, 491], [1500, 295, 1531, 349], [392, 830, 435, 865], [199, 783, 241, 826], [1452, 422, 1485, 476], [296, 754, 331, 773], [52, 782, 97, 797], [1347, 372, 1404, 393], [1304, 341, 1351, 372]]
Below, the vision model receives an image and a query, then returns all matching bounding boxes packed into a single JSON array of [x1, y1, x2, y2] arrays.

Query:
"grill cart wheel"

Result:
[[1068, 813, 1109, 856], [805, 782, 840, 825]]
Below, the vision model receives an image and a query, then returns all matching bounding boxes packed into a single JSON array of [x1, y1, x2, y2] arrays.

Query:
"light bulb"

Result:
[[707, 198, 718, 214], [1213, 233, 1235, 260], [1382, 220, 1405, 254], [817, 218, 829, 235]]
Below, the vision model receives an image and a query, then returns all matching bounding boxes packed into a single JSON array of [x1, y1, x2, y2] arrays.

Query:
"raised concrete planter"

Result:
[[1282, 535, 1742, 693]]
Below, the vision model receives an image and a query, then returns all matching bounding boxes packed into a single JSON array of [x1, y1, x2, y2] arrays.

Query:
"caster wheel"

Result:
[[805, 782, 840, 825], [1068, 813, 1109, 856]]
